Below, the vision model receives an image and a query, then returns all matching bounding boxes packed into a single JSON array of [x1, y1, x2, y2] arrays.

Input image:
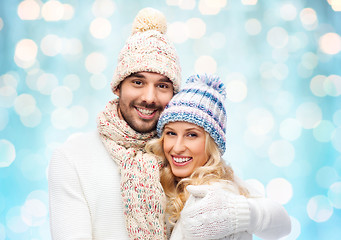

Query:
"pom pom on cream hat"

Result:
[[112, 8, 181, 93]]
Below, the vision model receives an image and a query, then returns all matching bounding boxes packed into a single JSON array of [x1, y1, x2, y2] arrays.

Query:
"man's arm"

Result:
[[48, 148, 92, 240]]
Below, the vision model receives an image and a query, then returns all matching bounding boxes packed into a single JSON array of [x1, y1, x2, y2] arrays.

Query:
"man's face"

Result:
[[114, 72, 174, 133]]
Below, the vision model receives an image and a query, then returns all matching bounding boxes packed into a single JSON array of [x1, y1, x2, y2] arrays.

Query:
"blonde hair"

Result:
[[146, 130, 249, 225]]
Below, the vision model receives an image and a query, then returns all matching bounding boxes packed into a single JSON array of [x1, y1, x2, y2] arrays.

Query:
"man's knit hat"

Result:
[[112, 8, 181, 93], [157, 74, 227, 154]]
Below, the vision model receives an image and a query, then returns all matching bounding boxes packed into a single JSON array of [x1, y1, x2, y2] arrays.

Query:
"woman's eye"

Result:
[[187, 133, 197, 137], [165, 131, 176, 136]]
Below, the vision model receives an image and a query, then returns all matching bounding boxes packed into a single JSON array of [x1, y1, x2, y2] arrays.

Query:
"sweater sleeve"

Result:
[[247, 197, 291, 240], [48, 148, 92, 240]]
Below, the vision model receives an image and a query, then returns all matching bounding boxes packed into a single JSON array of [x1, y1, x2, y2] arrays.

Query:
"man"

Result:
[[49, 8, 181, 239]]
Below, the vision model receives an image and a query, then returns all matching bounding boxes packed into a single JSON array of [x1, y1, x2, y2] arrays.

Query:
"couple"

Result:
[[48, 8, 291, 240]]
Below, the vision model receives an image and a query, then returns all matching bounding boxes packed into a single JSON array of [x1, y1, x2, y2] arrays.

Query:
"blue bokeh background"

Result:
[[1, 0, 341, 239]]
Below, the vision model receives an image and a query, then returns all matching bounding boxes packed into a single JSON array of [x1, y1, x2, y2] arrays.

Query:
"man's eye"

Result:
[[158, 84, 169, 89], [133, 80, 143, 85]]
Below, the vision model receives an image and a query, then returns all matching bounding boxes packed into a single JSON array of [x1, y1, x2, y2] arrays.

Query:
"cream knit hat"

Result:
[[112, 8, 181, 93]]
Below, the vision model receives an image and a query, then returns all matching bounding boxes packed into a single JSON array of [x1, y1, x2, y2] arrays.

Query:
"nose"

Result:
[[141, 85, 156, 105], [172, 136, 186, 153]]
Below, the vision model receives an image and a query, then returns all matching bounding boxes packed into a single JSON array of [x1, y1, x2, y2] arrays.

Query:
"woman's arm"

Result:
[[178, 184, 291, 240], [48, 148, 92, 240], [247, 197, 291, 239]]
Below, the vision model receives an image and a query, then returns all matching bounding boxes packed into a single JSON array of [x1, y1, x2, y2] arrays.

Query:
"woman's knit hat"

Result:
[[157, 74, 227, 154], [112, 8, 181, 93]]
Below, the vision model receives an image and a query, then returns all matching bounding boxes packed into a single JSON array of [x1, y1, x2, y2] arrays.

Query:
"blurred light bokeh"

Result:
[[1, 0, 341, 239]]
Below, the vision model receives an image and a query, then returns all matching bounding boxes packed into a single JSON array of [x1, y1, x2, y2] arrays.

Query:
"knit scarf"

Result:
[[97, 99, 166, 240]]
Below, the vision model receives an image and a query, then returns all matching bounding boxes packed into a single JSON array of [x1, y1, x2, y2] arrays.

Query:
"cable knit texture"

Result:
[[174, 184, 250, 240], [97, 99, 166, 239]]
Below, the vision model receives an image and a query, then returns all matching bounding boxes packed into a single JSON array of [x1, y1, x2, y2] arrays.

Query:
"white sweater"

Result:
[[48, 131, 129, 240]]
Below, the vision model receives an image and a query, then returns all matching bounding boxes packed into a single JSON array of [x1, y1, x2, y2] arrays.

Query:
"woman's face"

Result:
[[163, 121, 209, 178]]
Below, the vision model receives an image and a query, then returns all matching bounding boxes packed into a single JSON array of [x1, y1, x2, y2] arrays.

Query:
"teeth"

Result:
[[137, 108, 154, 115], [173, 157, 191, 163]]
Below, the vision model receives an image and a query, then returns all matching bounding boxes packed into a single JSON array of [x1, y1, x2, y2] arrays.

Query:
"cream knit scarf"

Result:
[[97, 99, 166, 240]]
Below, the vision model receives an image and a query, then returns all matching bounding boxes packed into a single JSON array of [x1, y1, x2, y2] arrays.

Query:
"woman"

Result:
[[146, 74, 291, 239]]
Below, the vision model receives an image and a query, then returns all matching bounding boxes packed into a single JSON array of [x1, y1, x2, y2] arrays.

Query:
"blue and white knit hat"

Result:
[[157, 74, 227, 153]]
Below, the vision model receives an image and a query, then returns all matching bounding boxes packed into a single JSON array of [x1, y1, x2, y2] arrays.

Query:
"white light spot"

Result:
[[0, 86, 17, 108], [266, 178, 293, 204], [92, 0, 115, 17], [179, 0, 196, 9], [328, 182, 341, 209], [168, 21, 189, 43], [19, 154, 46, 181], [0, 18, 3, 31], [307, 195, 333, 222], [333, 109, 341, 126], [85, 52, 107, 74], [247, 108, 274, 135], [272, 48, 289, 62], [279, 118, 302, 141], [319, 32, 341, 55], [0, 139, 15, 168], [60, 38, 83, 55], [280, 3, 297, 21], [62, 4, 74, 20], [6, 207, 28, 233], [186, 18, 206, 39], [331, 127, 341, 152], [313, 120, 335, 142], [42, 0, 64, 21], [14, 39, 38, 68], [245, 18, 262, 35], [20, 107, 42, 127], [268, 140, 295, 167], [316, 166, 339, 188], [14, 94, 36, 116], [51, 107, 72, 130], [70, 106, 89, 128], [17, 0, 41, 20], [0, 108, 8, 131], [310, 75, 327, 97], [225, 80, 247, 102], [89, 17, 112, 39], [90, 74, 107, 90], [300, 8, 318, 30], [198, 0, 227, 15], [194, 55, 217, 74], [324, 74, 341, 96], [241, 0, 258, 5], [40, 34, 62, 56], [296, 102, 322, 129], [63, 74, 80, 91], [51, 86, 73, 107], [209, 32, 226, 49], [301, 52, 318, 69], [267, 27, 288, 48], [21, 199, 47, 227], [37, 73, 59, 95]]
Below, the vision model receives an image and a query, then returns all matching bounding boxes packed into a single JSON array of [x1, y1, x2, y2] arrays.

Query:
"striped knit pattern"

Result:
[[98, 99, 167, 240], [157, 74, 227, 154], [112, 8, 181, 93]]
